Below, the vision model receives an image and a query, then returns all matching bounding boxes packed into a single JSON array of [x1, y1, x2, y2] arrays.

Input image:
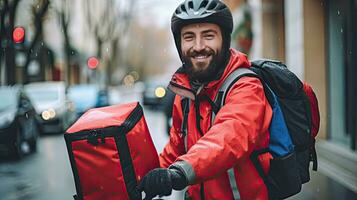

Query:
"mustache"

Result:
[[186, 48, 215, 57]]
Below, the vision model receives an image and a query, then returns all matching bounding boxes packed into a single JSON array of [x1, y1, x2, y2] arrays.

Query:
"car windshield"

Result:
[[26, 90, 59, 103], [0, 89, 17, 111], [68, 86, 97, 108]]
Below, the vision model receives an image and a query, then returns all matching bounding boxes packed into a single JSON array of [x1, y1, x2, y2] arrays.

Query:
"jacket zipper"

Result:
[[201, 183, 205, 200]]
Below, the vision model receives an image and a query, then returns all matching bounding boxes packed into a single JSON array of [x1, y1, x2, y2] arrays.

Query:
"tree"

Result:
[[57, 0, 75, 86], [84, 0, 137, 86], [22, 0, 50, 83], [0, 0, 50, 85], [125, 22, 172, 79], [0, 0, 21, 85]]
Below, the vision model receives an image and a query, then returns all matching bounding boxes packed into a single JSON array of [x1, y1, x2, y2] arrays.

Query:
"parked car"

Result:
[[24, 81, 76, 134], [0, 86, 39, 158], [67, 84, 109, 118], [143, 80, 175, 133]]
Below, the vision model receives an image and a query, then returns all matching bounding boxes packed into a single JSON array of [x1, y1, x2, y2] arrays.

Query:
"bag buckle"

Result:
[[87, 129, 105, 145]]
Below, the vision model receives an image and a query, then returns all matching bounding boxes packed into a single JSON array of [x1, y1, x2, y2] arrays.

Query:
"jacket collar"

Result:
[[168, 49, 251, 100]]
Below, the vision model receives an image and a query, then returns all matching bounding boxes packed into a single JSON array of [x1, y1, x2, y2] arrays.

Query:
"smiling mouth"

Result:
[[192, 54, 211, 60]]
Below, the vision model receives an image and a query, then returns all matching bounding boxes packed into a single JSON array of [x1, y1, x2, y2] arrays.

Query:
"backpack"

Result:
[[213, 59, 320, 199]]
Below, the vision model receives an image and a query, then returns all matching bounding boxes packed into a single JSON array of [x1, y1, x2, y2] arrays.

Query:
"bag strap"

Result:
[[178, 68, 265, 200], [181, 97, 190, 153], [212, 67, 258, 122], [311, 138, 318, 171], [181, 67, 259, 150], [211, 67, 262, 200]]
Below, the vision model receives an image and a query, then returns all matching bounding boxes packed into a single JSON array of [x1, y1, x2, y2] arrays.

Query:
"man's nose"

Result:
[[192, 38, 205, 51]]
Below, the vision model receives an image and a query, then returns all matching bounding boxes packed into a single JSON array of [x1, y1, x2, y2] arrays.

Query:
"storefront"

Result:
[[226, 0, 357, 192], [327, 0, 357, 151]]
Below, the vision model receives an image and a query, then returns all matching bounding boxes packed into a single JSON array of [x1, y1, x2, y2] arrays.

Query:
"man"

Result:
[[138, 0, 273, 199]]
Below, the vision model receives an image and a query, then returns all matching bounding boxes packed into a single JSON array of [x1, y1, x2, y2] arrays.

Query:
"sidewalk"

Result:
[[288, 169, 357, 200]]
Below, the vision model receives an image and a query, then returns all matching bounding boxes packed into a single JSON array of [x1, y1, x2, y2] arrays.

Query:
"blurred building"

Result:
[[225, 0, 357, 195]]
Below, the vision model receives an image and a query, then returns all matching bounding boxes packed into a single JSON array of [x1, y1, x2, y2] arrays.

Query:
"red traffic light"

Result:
[[87, 57, 99, 69], [13, 27, 25, 43]]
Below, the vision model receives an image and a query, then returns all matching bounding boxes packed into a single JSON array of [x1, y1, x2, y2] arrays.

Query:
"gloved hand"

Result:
[[138, 167, 187, 200]]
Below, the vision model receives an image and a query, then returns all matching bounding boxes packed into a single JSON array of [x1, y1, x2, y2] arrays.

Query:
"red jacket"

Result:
[[160, 49, 273, 200]]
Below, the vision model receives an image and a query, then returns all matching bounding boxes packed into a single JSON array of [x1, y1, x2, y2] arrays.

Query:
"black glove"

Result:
[[138, 167, 187, 200]]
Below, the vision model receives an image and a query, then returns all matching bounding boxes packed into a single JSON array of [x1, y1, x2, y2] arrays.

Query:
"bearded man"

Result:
[[138, 0, 273, 199]]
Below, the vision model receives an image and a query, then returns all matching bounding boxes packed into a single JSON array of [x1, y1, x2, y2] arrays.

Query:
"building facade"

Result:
[[225, 0, 357, 194]]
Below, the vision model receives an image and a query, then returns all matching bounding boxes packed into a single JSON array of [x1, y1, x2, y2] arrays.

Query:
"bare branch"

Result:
[[84, 0, 94, 33], [24, 0, 49, 68]]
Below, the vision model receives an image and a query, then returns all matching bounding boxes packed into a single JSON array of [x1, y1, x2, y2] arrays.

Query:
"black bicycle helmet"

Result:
[[171, 0, 233, 56]]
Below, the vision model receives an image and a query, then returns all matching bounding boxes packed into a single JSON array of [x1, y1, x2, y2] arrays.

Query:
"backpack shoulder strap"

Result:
[[217, 67, 257, 106], [212, 67, 262, 200], [212, 67, 258, 122]]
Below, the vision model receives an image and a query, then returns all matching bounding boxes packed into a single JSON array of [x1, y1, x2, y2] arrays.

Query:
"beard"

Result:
[[182, 47, 226, 83]]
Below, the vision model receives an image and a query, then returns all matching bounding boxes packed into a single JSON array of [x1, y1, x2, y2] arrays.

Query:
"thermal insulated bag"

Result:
[[64, 102, 159, 200]]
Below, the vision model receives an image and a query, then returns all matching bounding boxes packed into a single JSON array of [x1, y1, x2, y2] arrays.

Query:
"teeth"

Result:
[[195, 55, 207, 59]]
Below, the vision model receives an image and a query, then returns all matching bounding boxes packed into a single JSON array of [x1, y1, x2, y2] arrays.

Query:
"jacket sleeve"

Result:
[[159, 95, 186, 168], [174, 77, 272, 184]]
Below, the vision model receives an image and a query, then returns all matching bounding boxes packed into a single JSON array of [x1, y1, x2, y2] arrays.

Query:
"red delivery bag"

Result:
[[64, 102, 159, 200]]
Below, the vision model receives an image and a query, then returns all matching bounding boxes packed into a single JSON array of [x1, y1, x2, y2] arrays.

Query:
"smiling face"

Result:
[[180, 23, 223, 82]]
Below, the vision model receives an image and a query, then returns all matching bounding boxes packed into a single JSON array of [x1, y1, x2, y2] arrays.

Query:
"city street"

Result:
[[0, 106, 183, 200], [0, 134, 76, 200], [0, 0, 356, 199], [1, 104, 357, 200]]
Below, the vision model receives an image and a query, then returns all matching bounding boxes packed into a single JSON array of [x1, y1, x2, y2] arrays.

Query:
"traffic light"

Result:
[[13, 27, 25, 44], [87, 57, 99, 69]]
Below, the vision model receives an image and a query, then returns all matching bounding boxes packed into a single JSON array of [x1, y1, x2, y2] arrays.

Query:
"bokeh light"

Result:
[[87, 57, 99, 69], [13, 27, 25, 43]]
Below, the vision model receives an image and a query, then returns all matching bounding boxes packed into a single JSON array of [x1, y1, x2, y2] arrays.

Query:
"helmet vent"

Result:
[[188, 1, 194, 10], [217, 4, 226, 11], [180, 4, 187, 13], [200, 0, 209, 8], [188, 1, 194, 9], [207, 1, 218, 10]]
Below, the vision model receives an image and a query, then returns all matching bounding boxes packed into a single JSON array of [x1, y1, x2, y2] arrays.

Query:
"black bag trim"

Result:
[[64, 103, 143, 200], [114, 133, 141, 200], [65, 126, 125, 143], [116, 103, 143, 200], [64, 136, 83, 200], [64, 103, 143, 142]]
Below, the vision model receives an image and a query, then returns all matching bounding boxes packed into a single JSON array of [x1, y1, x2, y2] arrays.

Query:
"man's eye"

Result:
[[204, 35, 214, 39], [183, 36, 194, 41]]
